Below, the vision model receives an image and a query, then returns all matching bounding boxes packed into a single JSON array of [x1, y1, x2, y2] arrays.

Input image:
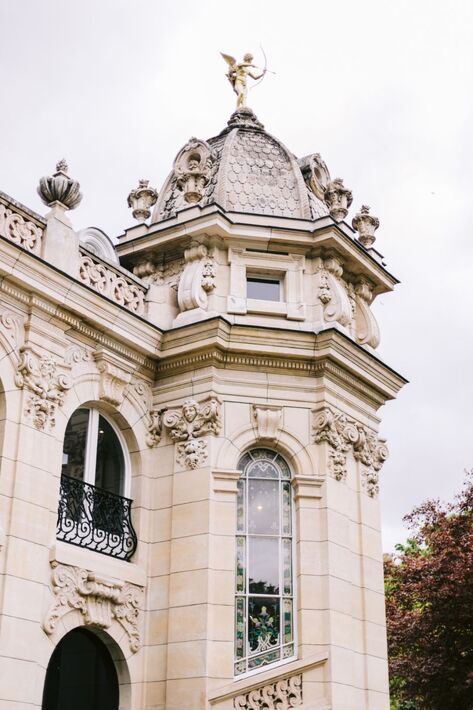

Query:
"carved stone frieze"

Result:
[[0, 203, 43, 253], [314, 256, 352, 328], [43, 562, 143, 653], [174, 138, 216, 204], [252, 404, 282, 441], [324, 177, 353, 222], [234, 673, 302, 710], [15, 347, 72, 429], [64, 345, 92, 366], [79, 253, 146, 315], [313, 407, 388, 493], [150, 397, 222, 469], [177, 243, 216, 316]]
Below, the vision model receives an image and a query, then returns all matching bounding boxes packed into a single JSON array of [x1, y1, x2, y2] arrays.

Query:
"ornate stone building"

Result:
[[0, 107, 405, 709]]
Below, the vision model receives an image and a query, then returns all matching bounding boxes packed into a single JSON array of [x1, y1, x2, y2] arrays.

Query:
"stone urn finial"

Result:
[[352, 205, 380, 248], [127, 179, 158, 221], [37, 160, 82, 210], [324, 177, 353, 222]]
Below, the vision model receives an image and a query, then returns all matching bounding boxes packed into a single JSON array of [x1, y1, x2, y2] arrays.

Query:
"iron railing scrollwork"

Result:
[[56, 474, 138, 561]]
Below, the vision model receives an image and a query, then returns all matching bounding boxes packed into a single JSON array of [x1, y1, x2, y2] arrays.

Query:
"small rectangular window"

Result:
[[247, 276, 281, 302]]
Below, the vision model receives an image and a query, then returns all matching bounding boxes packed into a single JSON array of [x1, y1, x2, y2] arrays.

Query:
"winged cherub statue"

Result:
[[221, 52, 266, 109]]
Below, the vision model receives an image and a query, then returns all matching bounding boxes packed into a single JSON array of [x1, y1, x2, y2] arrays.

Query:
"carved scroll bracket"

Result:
[[314, 255, 352, 329], [43, 562, 143, 653], [174, 242, 216, 325]]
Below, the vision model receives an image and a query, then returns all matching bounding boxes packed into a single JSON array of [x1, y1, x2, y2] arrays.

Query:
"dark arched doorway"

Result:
[[42, 628, 119, 710]]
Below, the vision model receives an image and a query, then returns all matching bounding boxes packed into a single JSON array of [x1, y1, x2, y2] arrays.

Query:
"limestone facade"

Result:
[[0, 108, 405, 709]]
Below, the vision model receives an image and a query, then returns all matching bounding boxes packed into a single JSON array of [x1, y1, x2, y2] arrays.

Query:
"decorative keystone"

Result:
[[127, 179, 158, 221], [37, 160, 83, 210], [352, 205, 380, 248], [324, 177, 353, 222]]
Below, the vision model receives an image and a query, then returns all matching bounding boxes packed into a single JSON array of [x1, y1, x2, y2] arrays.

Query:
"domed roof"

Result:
[[151, 108, 330, 224]]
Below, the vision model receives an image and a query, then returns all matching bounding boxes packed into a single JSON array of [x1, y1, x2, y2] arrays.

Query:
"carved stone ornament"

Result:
[[37, 160, 82, 210], [300, 153, 331, 201], [15, 347, 72, 429], [352, 204, 380, 248], [177, 243, 216, 314], [0, 310, 23, 352], [174, 138, 215, 204], [324, 177, 353, 222], [127, 179, 158, 221], [43, 562, 143, 653], [314, 255, 352, 328], [253, 404, 282, 441], [149, 397, 222, 469], [353, 277, 380, 349], [234, 673, 302, 710], [79, 253, 146, 315], [0, 203, 43, 253], [93, 350, 134, 407], [133, 258, 184, 290], [313, 407, 388, 493]]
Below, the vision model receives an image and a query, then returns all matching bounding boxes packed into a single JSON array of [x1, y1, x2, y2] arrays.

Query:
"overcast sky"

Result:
[[1, 0, 472, 550]]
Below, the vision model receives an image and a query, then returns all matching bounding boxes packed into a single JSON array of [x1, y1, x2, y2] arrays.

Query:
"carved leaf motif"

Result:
[[233, 673, 302, 710], [79, 254, 146, 315], [15, 348, 72, 429], [0, 203, 43, 253], [313, 407, 388, 492], [0, 310, 22, 351]]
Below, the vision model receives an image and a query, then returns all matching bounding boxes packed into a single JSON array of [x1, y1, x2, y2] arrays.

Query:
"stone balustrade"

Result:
[[79, 245, 147, 315], [0, 191, 44, 254]]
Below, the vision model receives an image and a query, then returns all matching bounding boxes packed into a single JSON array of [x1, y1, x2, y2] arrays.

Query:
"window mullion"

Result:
[[84, 409, 98, 485]]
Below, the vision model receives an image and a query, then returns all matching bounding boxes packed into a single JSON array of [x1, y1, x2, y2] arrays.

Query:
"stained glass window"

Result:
[[234, 449, 295, 676]]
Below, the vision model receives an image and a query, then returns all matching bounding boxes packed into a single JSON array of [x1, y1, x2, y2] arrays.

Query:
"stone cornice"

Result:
[[116, 205, 397, 296], [157, 319, 407, 407]]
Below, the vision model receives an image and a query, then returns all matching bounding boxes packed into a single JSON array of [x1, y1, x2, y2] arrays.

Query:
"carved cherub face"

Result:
[[182, 400, 198, 422]]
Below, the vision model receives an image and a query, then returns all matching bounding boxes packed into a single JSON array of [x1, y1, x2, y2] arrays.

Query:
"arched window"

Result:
[[235, 448, 295, 676], [57, 408, 137, 560], [42, 628, 119, 710]]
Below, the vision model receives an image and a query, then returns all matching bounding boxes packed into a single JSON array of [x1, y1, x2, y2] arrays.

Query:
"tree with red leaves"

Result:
[[385, 472, 473, 709]]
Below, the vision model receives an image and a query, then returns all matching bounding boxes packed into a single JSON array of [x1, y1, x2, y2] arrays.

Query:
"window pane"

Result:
[[249, 537, 279, 594], [247, 277, 280, 301], [248, 597, 280, 654], [236, 536, 246, 593], [247, 459, 279, 479], [248, 480, 279, 534], [237, 480, 245, 532], [62, 408, 89, 480], [94, 416, 124, 495]]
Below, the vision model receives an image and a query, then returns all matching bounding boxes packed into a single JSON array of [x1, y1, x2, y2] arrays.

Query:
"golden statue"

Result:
[[221, 52, 266, 109]]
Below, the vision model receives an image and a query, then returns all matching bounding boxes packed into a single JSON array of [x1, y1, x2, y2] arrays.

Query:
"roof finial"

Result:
[[221, 51, 266, 109], [37, 160, 82, 210]]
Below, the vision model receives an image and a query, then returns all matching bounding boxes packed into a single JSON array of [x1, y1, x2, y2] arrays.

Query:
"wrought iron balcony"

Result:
[[56, 475, 138, 561]]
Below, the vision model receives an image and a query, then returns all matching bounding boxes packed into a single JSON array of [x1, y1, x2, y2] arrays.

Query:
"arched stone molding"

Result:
[[214, 421, 319, 479], [41, 622, 134, 710]]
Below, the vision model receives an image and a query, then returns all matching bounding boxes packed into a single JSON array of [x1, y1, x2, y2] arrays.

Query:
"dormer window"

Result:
[[246, 276, 281, 302]]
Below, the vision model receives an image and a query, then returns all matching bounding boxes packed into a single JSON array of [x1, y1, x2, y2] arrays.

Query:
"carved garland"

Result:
[[234, 674, 302, 710], [313, 407, 388, 495], [43, 562, 143, 653], [146, 397, 222, 469], [15, 347, 72, 430]]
